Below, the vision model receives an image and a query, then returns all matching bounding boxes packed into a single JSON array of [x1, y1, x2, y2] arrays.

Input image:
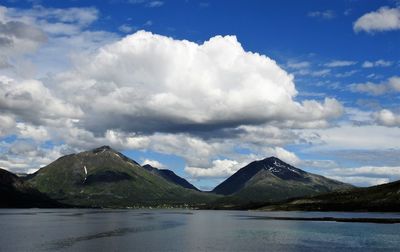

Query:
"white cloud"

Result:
[[6, 6, 99, 34], [0, 76, 83, 125], [324, 60, 356, 67], [142, 159, 165, 168], [0, 6, 99, 48], [0, 5, 118, 77], [0, 113, 15, 137], [332, 166, 400, 177], [388, 76, 400, 91], [345, 107, 374, 124], [362, 60, 393, 68], [344, 9, 352, 16], [310, 69, 331, 77], [287, 60, 310, 69], [16, 123, 50, 141], [375, 109, 400, 127], [362, 61, 374, 68], [328, 175, 389, 186], [335, 70, 358, 78], [286, 60, 335, 78], [300, 125, 400, 150], [0, 7, 47, 61], [146, 133, 225, 167], [147, 1, 164, 8], [302, 159, 338, 170], [325, 165, 400, 186], [350, 82, 388, 96], [127, 0, 164, 8], [350, 76, 400, 95], [308, 10, 335, 19], [237, 125, 299, 146], [185, 159, 242, 178], [144, 20, 153, 26], [118, 24, 135, 33], [263, 147, 300, 165], [50, 31, 341, 135], [354, 7, 400, 33], [0, 141, 73, 173], [105, 130, 151, 150], [375, 59, 393, 67]]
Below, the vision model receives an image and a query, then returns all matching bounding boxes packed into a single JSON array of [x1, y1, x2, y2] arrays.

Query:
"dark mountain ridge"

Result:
[[213, 157, 310, 195], [211, 157, 352, 205], [143, 164, 199, 191]]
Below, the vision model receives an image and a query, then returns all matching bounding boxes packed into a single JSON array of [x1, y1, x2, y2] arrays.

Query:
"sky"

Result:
[[1, 0, 400, 190]]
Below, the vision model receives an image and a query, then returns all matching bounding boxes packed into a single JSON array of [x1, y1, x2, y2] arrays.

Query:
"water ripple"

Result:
[[41, 220, 184, 250]]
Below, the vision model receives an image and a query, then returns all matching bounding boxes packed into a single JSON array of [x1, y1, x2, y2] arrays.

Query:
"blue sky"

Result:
[[1, 0, 400, 190]]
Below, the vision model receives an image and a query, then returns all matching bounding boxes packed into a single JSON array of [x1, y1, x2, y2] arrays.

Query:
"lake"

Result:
[[1, 209, 400, 251]]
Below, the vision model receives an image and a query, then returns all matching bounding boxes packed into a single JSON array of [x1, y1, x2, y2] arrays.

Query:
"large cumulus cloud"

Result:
[[52, 31, 342, 135]]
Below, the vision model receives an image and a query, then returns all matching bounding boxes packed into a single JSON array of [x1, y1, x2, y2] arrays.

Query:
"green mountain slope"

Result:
[[27, 146, 217, 207], [261, 179, 400, 212], [211, 157, 352, 206], [0, 168, 63, 208]]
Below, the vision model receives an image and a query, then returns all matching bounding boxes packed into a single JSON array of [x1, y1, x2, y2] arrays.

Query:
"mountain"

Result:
[[261, 179, 400, 212], [142, 164, 199, 191], [0, 168, 63, 208], [27, 146, 217, 208], [211, 157, 352, 205]]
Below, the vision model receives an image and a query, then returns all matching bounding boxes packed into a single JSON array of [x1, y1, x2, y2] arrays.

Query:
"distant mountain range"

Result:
[[260, 179, 400, 212], [1, 145, 399, 211]]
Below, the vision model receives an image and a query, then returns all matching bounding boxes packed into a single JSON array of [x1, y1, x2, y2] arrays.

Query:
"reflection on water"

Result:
[[0, 209, 399, 252], [44, 220, 184, 250]]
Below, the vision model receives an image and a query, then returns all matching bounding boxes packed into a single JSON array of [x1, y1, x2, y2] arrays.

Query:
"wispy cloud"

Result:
[[286, 60, 310, 69], [308, 10, 335, 19], [118, 24, 136, 33], [324, 60, 357, 68], [311, 69, 331, 77], [362, 59, 393, 68], [350, 76, 400, 95], [147, 1, 164, 8], [126, 0, 164, 8], [335, 70, 358, 78]]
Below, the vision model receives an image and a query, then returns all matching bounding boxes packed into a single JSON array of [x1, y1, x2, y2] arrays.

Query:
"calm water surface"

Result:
[[0, 209, 399, 251]]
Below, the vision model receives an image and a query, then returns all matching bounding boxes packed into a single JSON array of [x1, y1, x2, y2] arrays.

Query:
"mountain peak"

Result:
[[260, 156, 283, 163], [92, 145, 112, 153], [143, 164, 157, 170], [212, 156, 351, 198]]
